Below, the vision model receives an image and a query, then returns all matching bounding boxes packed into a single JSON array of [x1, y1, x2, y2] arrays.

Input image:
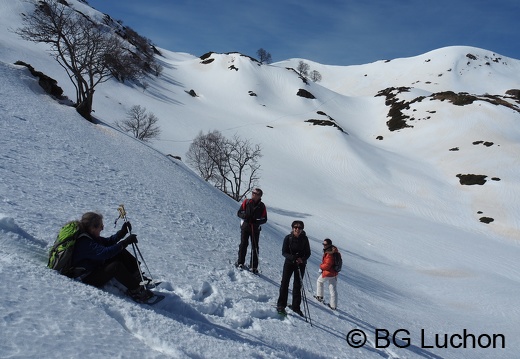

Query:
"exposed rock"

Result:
[[305, 119, 345, 133], [456, 174, 487, 185], [297, 89, 315, 99], [14, 61, 63, 99], [479, 217, 494, 224]]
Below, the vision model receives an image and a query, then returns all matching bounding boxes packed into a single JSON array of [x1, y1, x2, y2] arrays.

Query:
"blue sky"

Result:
[[85, 0, 519, 65]]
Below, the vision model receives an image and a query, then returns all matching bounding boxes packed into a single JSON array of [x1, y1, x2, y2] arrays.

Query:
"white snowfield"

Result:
[[0, 1, 519, 358]]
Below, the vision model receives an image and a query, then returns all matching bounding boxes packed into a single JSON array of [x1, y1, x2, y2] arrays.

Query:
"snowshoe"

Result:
[[128, 287, 154, 302], [276, 307, 287, 317], [127, 287, 164, 305], [288, 305, 305, 317], [327, 303, 337, 311], [140, 277, 162, 289]]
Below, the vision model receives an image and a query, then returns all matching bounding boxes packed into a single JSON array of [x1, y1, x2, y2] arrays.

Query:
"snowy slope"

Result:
[[1, 0, 520, 358], [276, 47, 520, 96]]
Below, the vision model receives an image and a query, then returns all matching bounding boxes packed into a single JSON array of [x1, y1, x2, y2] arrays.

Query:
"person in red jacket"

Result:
[[235, 188, 267, 274], [315, 238, 338, 310]]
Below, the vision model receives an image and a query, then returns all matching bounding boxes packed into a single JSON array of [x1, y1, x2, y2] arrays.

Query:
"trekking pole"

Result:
[[297, 265, 312, 327], [115, 205, 155, 286], [133, 243, 155, 285], [305, 267, 314, 294], [130, 243, 147, 288]]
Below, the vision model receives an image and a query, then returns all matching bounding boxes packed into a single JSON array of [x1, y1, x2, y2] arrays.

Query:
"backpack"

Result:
[[47, 221, 81, 277], [332, 251, 342, 273]]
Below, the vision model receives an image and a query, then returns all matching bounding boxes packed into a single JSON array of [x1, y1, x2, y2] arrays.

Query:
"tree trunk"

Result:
[[76, 99, 92, 122], [76, 90, 94, 122]]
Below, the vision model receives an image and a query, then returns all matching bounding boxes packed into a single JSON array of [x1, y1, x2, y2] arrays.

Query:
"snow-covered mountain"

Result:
[[1, 0, 519, 358]]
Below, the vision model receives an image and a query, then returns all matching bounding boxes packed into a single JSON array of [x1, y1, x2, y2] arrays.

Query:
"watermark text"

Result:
[[345, 328, 505, 350]]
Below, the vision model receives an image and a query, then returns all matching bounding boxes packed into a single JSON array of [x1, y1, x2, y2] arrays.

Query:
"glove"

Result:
[[121, 221, 132, 236], [120, 234, 138, 248]]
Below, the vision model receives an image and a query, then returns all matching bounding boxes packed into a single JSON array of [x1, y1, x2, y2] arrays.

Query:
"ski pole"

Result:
[[300, 267, 312, 326], [115, 205, 155, 287], [305, 267, 314, 294], [297, 265, 312, 327], [129, 243, 147, 288], [133, 243, 155, 284]]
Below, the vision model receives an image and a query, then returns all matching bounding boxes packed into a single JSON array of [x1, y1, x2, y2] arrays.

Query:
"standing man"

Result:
[[235, 188, 267, 274], [276, 220, 311, 317]]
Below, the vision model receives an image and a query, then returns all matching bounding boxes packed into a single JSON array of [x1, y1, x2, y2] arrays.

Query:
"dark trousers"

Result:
[[277, 261, 306, 310], [237, 225, 260, 269], [82, 249, 140, 290]]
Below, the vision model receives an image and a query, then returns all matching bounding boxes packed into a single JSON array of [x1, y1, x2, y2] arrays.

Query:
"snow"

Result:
[[1, 0, 520, 358]]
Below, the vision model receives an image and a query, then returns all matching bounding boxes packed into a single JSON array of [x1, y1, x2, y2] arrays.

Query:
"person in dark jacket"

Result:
[[235, 188, 267, 274], [276, 220, 311, 317], [71, 212, 153, 302]]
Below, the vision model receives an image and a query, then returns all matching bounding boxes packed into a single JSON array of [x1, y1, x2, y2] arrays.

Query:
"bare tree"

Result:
[[224, 134, 262, 200], [297, 61, 310, 77], [186, 130, 262, 200], [117, 105, 161, 142], [186, 130, 226, 183], [309, 70, 322, 82], [16, 1, 140, 120], [256, 48, 272, 64], [150, 62, 164, 77]]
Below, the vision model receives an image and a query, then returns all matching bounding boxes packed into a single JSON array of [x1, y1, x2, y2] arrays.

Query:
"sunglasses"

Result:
[[252, 192, 260, 196], [293, 226, 303, 230]]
